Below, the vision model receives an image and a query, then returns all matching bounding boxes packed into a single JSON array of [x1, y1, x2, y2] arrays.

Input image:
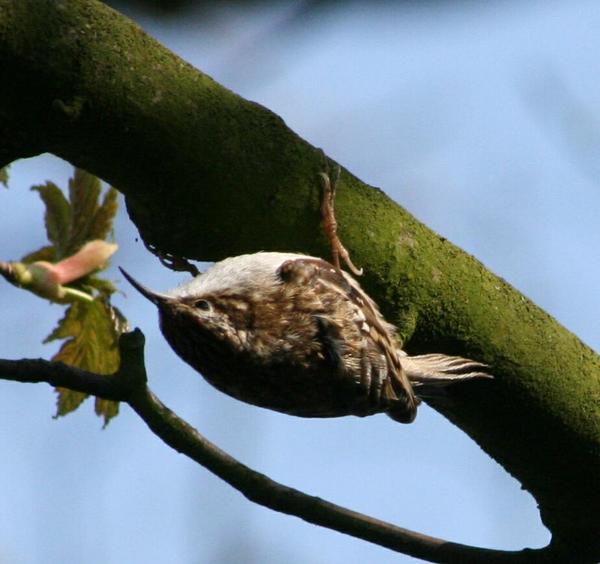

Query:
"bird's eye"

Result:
[[194, 299, 211, 311]]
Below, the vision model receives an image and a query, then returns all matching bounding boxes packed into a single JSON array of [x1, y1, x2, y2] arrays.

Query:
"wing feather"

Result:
[[278, 257, 418, 422]]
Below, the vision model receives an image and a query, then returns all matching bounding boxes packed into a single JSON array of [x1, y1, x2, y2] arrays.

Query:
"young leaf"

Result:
[[49, 240, 118, 285], [67, 169, 102, 255], [0, 165, 9, 188], [94, 398, 120, 426], [3, 166, 126, 423], [85, 275, 118, 297], [90, 187, 119, 241], [95, 304, 129, 426], [31, 182, 71, 257], [2, 241, 117, 303], [48, 298, 125, 425], [20, 245, 55, 264]]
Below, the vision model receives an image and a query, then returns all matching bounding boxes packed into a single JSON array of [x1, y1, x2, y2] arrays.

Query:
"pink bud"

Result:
[[47, 241, 118, 284]]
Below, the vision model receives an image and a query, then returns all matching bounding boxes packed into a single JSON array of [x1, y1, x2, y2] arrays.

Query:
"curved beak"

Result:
[[119, 267, 171, 306]]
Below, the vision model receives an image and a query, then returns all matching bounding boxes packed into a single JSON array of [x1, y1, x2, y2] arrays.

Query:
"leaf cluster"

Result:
[[11, 168, 124, 424]]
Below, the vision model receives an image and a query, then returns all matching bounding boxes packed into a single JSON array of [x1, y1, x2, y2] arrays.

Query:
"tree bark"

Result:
[[0, 0, 598, 559]]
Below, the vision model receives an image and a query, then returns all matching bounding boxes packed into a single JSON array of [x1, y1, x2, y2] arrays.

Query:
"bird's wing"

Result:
[[277, 257, 418, 422]]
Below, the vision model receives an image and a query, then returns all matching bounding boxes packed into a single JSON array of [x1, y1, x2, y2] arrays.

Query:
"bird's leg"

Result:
[[318, 166, 363, 276]]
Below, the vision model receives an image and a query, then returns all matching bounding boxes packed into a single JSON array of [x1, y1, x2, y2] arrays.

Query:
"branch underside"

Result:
[[0, 0, 598, 558]]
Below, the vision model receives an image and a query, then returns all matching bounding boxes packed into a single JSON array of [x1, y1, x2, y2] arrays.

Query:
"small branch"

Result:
[[0, 331, 558, 564], [0, 358, 124, 399]]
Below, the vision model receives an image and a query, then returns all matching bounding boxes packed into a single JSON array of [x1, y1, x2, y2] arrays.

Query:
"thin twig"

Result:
[[0, 331, 559, 564]]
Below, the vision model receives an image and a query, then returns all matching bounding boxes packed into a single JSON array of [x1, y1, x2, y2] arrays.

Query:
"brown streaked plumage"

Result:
[[121, 169, 489, 422], [121, 252, 489, 423]]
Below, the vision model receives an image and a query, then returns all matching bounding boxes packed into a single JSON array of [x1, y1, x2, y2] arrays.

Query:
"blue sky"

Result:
[[1, 1, 599, 562]]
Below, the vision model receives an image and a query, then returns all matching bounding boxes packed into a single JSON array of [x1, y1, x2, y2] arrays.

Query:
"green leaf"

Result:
[[12, 166, 126, 423], [0, 165, 9, 188], [95, 397, 120, 427], [54, 387, 89, 417], [85, 275, 118, 297], [44, 304, 77, 343], [48, 298, 125, 425], [67, 169, 101, 254], [20, 245, 55, 264], [46, 300, 119, 369], [90, 187, 119, 241], [31, 182, 71, 258]]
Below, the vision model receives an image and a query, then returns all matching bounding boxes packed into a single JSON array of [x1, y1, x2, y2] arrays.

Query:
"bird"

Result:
[[121, 167, 489, 423]]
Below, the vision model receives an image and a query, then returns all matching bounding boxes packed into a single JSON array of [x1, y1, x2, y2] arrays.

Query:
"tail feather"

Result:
[[400, 353, 492, 399]]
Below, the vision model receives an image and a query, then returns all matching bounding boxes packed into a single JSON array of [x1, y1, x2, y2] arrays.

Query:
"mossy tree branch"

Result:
[[0, 0, 598, 560]]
